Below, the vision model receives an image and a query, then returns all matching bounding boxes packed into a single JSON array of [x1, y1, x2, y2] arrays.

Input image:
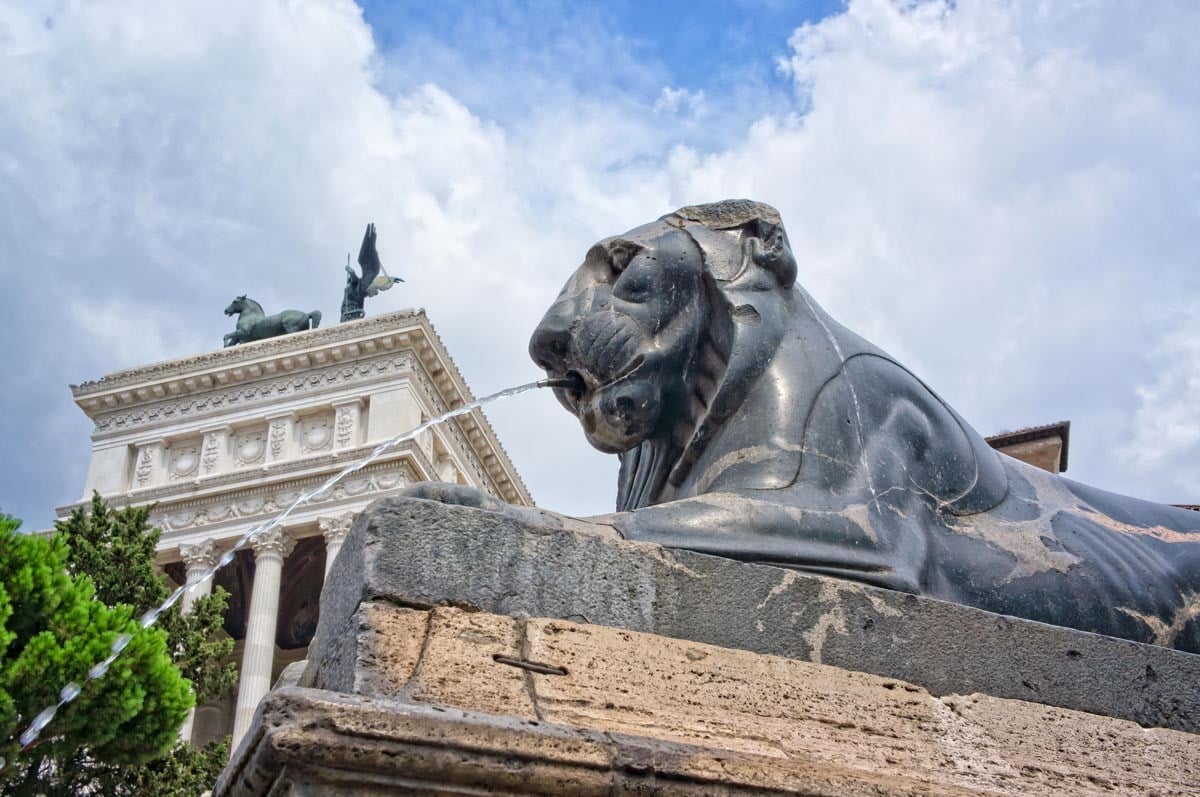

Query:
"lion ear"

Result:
[[743, 218, 797, 288]]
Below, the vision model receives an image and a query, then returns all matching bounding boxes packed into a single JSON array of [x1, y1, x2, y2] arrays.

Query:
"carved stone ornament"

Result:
[[168, 440, 201, 480], [156, 468, 407, 532], [300, 413, 334, 454], [334, 405, 356, 447], [201, 432, 222, 474], [268, 418, 289, 460], [134, 445, 157, 487], [180, 539, 221, 572], [235, 427, 267, 467], [516, 198, 1200, 653], [248, 527, 296, 559], [319, 512, 355, 544]]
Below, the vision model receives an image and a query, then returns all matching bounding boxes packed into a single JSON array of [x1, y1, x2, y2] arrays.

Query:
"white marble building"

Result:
[[58, 310, 531, 751]]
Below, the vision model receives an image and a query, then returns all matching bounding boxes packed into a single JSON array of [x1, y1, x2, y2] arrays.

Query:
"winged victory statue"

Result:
[[341, 222, 403, 322]]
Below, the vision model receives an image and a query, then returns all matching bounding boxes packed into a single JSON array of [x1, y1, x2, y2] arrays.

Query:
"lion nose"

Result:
[[528, 303, 575, 374]]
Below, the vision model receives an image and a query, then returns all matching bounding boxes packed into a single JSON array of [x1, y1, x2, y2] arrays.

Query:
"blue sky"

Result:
[[360, 1, 845, 98], [356, 0, 846, 156], [2, 0, 1200, 530]]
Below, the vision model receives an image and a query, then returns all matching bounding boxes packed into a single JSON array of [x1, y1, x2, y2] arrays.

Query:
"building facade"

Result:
[[59, 309, 531, 750]]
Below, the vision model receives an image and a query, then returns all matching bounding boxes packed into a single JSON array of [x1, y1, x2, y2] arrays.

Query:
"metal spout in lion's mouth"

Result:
[[537, 372, 586, 395]]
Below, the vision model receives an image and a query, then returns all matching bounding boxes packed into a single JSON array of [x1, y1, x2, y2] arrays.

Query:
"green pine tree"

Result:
[[0, 514, 194, 795], [47, 494, 238, 796], [57, 495, 236, 711], [1, 495, 238, 795]]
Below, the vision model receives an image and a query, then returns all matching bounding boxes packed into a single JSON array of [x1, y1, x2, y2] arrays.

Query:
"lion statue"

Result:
[[413, 199, 1200, 654]]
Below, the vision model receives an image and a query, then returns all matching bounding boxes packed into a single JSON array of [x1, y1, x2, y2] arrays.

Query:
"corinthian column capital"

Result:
[[179, 538, 221, 571], [248, 526, 296, 559], [318, 512, 355, 544]]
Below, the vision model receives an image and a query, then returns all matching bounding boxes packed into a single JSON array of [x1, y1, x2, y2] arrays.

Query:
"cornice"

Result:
[[455, 409, 530, 505], [70, 308, 533, 508], [90, 354, 417, 437], [66, 458, 429, 547], [411, 319, 533, 506], [73, 310, 425, 399]]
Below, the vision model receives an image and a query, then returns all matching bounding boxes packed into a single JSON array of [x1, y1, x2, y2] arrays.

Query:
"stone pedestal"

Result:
[[217, 498, 1200, 796]]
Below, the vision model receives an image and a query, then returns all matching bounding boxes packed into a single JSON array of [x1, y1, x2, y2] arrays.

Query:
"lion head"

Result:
[[529, 199, 799, 510]]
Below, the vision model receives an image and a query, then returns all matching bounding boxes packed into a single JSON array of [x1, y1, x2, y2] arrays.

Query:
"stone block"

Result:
[[221, 605, 1200, 796], [306, 496, 1200, 733]]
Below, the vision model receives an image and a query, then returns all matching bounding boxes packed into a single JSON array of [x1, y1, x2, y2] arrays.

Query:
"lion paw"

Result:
[[397, 481, 509, 513]]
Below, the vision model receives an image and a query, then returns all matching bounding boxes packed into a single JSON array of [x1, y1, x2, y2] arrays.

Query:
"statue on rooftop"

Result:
[[341, 223, 403, 323], [223, 296, 321, 346]]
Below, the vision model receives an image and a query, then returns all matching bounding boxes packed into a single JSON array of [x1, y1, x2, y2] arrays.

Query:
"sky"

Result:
[[1, 0, 1199, 531]]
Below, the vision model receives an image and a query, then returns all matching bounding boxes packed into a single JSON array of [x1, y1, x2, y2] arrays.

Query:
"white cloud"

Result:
[[2, 0, 1200, 527], [68, 297, 209, 370], [654, 86, 707, 116], [665, 0, 1200, 501], [1124, 318, 1200, 497], [0, 0, 638, 522]]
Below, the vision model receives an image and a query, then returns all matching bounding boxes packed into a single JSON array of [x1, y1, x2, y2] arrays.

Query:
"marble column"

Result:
[[177, 539, 220, 744], [319, 513, 355, 578], [231, 527, 294, 752]]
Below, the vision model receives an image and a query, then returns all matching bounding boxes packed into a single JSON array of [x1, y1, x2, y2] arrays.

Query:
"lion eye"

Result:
[[606, 240, 644, 274]]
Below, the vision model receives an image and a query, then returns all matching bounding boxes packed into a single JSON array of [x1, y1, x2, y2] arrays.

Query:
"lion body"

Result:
[[530, 200, 1200, 653]]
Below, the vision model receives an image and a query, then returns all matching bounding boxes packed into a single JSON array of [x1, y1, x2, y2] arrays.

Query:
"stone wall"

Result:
[[218, 498, 1200, 795]]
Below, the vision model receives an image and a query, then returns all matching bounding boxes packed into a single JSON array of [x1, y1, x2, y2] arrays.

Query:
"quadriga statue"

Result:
[[408, 199, 1200, 654]]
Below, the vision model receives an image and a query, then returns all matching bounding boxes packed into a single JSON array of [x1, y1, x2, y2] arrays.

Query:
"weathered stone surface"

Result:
[[306, 497, 1200, 734], [224, 606, 1200, 796], [219, 687, 968, 797]]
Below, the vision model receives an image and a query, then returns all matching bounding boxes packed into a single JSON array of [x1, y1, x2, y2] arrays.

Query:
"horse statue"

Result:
[[223, 295, 322, 347]]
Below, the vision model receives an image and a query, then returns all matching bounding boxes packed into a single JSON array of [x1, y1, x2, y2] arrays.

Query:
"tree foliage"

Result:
[[1, 495, 238, 795], [57, 495, 236, 707], [0, 514, 192, 793]]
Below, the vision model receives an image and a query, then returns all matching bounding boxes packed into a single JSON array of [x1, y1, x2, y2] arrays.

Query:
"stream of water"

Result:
[[7, 377, 567, 764]]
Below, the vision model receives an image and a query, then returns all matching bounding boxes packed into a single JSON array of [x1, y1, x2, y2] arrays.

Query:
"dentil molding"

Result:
[[92, 355, 415, 434]]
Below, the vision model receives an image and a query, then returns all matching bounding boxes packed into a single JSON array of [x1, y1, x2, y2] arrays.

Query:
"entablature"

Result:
[[68, 310, 532, 507]]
